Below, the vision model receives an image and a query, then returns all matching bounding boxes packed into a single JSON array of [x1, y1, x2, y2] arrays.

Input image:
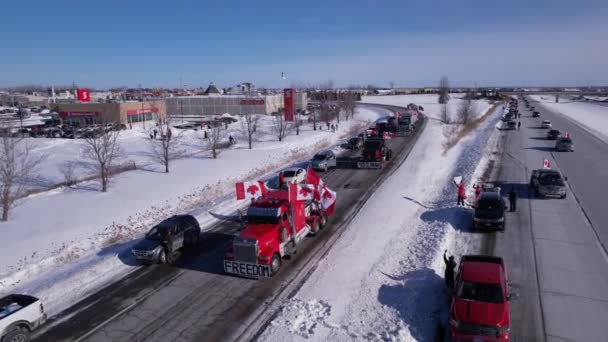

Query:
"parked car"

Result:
[[505, 121, 517, 130], [131, 215, 201, 264], [1, 294, 47, 342], [280, 168, 307, 185], [473, 192, 506, 230], [311, 150, 337, 172], [555, 137, 574, 152], [546, 129, 561, 140], [450, 255, 511, 341], [530, 169, 567, 198], [532, 111, 540, 117], [540, 120, 552, 129]]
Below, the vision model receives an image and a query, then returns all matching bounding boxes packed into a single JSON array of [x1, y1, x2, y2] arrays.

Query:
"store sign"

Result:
[[59, 111, 99, 118], [127, 107, 159, 116], [284, 88, 295, 121], [240, 99, 265, 106], [77, 89, 91, 102]]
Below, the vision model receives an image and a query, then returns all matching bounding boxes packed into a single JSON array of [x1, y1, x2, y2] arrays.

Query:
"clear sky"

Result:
[[1, 0, 607, 88]]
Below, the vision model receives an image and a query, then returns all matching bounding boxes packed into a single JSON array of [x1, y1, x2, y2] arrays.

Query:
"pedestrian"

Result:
[[443, 250, 457, 290], [331, 124, 335, 132], [509, 187, 518, 212], [517, 121, 521, 130], [204, 130, 208, 139], [336, 123, 339, 131], [229, 135, 234, 145], [153, 129, 158, 139], [149, 133, 154, 140], [326, 122, 330, 130], [473, 183, 482, 201], [129, 122, 133, 130], [455, 180, 466, 206]]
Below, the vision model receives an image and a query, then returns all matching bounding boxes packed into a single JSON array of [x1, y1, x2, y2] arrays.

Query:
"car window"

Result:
[[456, 281, 504, 303], [312, 154, 326, 160], [539, 174, 564, 186]]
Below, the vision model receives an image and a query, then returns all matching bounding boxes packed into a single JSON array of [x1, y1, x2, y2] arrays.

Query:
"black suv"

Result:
[[473, 192, 506, 231], [131, 215, 201, 264], [546, 129, 560, 140], [532, 111, 540, 117]]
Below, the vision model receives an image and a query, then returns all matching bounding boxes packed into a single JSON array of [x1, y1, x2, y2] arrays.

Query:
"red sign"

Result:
[[59, 111, 99, 118], [77, 89, 91, 102], [127, 107, 159, 116], [284, 88, 295, 121], [240, 99, 265, 105]]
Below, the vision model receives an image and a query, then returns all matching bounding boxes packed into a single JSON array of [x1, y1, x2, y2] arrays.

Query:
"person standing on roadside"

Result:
[[509, 187, 518, 212], [518, 121, 521, 130], [443, 250, 457, 290]]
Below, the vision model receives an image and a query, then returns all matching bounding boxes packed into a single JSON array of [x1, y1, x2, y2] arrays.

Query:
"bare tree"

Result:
[[206, 126, 225, 159], [82, 124, 122, 192], [60, 161, 78, 187], [149, 118, 182, 173], [438, 76, 450, 104], [440, 102, 449, 124], [456, 90, 475, 124], [317, 80, 336, 125], [339, 91, 357, 120], [0, 128, 46, 221], [272, 114, 291, 142], [240, 113, 259, 149]]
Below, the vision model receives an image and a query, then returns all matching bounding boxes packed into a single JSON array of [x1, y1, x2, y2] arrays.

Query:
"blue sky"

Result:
[[1, 0, 607, 88]]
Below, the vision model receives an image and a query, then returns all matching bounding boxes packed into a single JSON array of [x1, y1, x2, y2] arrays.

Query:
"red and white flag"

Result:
[[383, 131, 395, 139], [319, 181, 337, 216], [236, 180, 267, 200], [543, 159, 551, 169], [305, 166, 322, 200], [289, 183, 315, 201], [565, 132, 571, 139]]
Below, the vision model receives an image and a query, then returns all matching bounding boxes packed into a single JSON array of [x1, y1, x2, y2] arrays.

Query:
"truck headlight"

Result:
[[449, 319, 460, 329], [498, 325, 510, 335]]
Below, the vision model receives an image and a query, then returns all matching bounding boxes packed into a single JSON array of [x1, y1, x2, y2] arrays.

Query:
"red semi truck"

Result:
[[224, 178, 334, 278]]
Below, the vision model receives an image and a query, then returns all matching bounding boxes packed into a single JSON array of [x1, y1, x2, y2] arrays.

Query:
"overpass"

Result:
[[500, 91, 608, 102]]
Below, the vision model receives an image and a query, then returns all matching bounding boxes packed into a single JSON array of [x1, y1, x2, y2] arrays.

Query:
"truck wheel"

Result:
[[270, 254, 281, 275], [319, 212, 328, 229], [2, 327, 30, 342]]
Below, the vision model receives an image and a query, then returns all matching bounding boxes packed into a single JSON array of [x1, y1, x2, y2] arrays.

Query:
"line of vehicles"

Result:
[[451, 96, 574, 341]]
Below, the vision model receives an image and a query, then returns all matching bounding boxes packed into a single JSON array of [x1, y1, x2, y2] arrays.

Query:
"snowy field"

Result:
[[259, 94, 501, 341], [530, 95, 608, 143], [0, 108, 386, 317]]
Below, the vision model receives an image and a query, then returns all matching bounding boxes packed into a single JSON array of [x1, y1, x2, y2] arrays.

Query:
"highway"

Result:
[[484, 97, 608, 341], [33, 103, 425, 342]]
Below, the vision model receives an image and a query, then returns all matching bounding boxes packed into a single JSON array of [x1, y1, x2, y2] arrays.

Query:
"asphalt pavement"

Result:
[[488, 98, 608, 341], [34, 103, 425, 342]]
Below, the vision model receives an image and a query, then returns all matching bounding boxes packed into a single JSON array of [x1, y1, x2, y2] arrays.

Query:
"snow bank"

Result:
[[0, 108, 385, 317], [260, 94, 500, 341], [529, 95, 608, 143]]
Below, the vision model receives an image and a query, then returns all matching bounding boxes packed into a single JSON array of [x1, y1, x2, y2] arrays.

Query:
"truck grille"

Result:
[[233, 240, 258, 263], [458, 322, 499, 337], [133, 250, 152, 258]]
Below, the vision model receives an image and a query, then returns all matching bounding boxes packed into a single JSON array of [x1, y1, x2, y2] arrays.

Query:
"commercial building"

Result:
[[55, 100, 166, 126], [165, 92, 307, 118]]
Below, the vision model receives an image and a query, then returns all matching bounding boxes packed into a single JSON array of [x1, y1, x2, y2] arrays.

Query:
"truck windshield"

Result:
[[248, 215, 280, 224], [365, 141, 382, 149], [456, 281, 504, 304], [145, 226, 165, 241]]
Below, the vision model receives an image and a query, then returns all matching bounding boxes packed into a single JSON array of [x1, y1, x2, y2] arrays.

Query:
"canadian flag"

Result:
[[543, 159, 551, 169], [235, 181, 267, 200], [565, 132, 571, 139], [319, 180, 337, 216], [77, 89, 90, 102], [305, 166, 322, 200], [383, 131, 395, 139], [289, 183, 315, 201]]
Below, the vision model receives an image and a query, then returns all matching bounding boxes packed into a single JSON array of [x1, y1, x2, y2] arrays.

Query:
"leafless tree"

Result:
[[456, 90, 475, 124], [240, 113, 259, 149], [0, 128, 46, 221], [60, 161, 78, 187], [438, 76, 450, 104], [206, 126, 225, 159], [317, 80, 336, 125], [440, 102, 450, 124], [339, 91, 357, 120], [149, 118, 183, 173], [82, 124, 122, 192], [272, 114, 292, 142]]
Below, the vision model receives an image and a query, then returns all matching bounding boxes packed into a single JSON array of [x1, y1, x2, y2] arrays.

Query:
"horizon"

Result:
[[2, 0, 607, 88]]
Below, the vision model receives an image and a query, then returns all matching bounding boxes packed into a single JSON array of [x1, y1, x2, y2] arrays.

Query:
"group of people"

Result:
[[320, 122, 339, 132], [454, 179, 518, 211]]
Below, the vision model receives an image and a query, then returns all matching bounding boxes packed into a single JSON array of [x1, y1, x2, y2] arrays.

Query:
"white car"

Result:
[[541, 120, 552, 129], [1, 294, 47, 342], [280, 168, 307, 185]]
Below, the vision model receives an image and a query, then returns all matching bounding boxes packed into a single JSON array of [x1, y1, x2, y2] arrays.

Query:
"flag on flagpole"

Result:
[[236, 181, 267, 200], [543, 159, 551, 169]]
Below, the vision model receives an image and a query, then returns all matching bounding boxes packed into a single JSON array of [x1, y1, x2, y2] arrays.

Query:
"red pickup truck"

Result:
[[449, 255, 511, 341]]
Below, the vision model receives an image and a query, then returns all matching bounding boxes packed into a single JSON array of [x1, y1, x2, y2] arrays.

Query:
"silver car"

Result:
[[311, 150, 337, 172], [555, 137, 574, 152]]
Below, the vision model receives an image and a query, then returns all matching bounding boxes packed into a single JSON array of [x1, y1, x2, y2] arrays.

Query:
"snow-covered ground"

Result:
[[0, 108, 386, 317], [530, 95, 608, 143], [259, 94, 502, 341]]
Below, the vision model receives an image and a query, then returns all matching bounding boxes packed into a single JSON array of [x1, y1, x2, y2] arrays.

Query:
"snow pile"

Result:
[[0, 108, 388, 316], [260, 94, 501, 342], [271, 299, 332, 339], [529, 95, 608, 143]]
